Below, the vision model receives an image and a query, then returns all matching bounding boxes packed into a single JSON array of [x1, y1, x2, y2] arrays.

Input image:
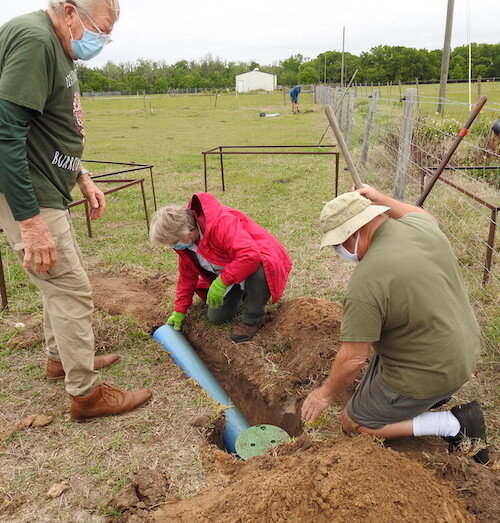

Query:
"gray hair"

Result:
[[149, 206, 197, 246], [48, 0, 120, 19]]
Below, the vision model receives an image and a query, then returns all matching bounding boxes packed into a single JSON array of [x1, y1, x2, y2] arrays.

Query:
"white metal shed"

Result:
[[235, 69, 277, 92]]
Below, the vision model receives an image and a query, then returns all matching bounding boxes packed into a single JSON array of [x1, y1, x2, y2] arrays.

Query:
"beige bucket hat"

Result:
[[320, 192, 390, 248]]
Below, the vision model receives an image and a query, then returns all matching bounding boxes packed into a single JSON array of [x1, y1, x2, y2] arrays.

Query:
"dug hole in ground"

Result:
[[85, 272, 500, 521]]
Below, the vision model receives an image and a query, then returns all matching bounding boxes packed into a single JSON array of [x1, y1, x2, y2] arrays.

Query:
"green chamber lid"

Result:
[[235, 424, 291, 460]]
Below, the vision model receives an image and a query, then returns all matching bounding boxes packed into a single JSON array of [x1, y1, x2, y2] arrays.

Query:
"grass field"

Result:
[[0, 84, 498, 520]]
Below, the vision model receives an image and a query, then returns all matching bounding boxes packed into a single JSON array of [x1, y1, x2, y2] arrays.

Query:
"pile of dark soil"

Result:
[[152, 435, 475, 522]]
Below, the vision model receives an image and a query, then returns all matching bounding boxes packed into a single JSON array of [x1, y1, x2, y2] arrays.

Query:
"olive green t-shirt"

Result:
[[0, 11, 85, 218], [340, 213, 482, 399]]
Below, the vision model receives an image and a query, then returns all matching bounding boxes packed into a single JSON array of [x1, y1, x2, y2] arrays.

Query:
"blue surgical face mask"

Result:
[[333, 233, 360, 263], [172, 241, 192, 250], [69, 11, 111, 61]]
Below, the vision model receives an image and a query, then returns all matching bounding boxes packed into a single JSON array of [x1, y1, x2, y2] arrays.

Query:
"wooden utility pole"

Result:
[[437, 0, 455, 115]]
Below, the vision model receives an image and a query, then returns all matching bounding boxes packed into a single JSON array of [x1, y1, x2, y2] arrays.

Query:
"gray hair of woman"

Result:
[[149, 206, 197, 246], [48, 0, 120, 18]]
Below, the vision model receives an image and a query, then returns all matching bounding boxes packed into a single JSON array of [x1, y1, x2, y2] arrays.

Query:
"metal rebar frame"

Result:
[[82, 160, 157, 211], [0, 160, 156, 310], [202, 145, 339, 195], [421, 168, 498, 286], [68, 178, 150, 238], [0, 237, 7, 310]]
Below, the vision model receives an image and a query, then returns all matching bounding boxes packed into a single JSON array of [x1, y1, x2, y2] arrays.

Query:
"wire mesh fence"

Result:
[[315, 85, 499, 355]]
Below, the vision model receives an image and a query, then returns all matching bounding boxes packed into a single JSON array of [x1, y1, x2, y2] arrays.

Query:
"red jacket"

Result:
[[174, 193, 292, 313]]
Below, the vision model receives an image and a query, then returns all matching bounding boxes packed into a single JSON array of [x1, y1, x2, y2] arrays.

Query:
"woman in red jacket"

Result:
[[150, 193, 292, 342]]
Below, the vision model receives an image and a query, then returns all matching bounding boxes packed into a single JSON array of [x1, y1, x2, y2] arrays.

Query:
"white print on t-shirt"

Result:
[[51, 150, 81, 171], [65, 69, 78, 88]]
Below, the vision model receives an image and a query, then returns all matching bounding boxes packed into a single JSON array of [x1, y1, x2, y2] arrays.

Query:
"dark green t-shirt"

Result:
[[0, 11, 85, 218], [340, 213, 482, 399]]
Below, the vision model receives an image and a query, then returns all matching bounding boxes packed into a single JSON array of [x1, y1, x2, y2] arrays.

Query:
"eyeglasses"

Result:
[[66, 1, 112, 44]]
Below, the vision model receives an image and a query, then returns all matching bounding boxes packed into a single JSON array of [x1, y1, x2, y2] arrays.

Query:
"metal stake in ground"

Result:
[[416, 95, 488, 207], [324, 105, 363, 189]]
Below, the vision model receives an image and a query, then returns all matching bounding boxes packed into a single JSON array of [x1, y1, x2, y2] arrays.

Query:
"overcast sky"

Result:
[[1, 1, 498, 67]]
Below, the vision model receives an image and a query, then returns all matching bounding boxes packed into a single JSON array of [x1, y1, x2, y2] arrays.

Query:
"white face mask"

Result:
[[333, 233, 360, 263]]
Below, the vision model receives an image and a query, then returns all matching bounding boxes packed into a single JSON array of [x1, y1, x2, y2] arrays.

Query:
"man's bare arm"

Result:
[[301, 342, 371, 422]]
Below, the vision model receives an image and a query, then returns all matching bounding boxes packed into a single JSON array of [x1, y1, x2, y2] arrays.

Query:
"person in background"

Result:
[[0, 0, 152, 420], [290, 85, 301, 114], [149, 193, 292, 342], [301, 185, 488, 464]]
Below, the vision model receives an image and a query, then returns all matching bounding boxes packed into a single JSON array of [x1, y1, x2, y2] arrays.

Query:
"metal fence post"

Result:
[[393, 88, 418, 200], [360, 89, 379, 167], [346, 90, 355, 147]]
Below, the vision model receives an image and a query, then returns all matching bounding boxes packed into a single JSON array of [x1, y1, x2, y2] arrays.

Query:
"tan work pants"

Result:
[[0, 193, 100, 396]]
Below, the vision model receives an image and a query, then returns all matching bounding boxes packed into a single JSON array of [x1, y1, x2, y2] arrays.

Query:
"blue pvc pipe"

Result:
[[152, 325, 250, 453]]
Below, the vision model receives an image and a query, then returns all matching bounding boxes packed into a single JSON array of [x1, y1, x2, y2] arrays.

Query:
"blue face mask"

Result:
[[172, 242, 191, 250], [69, 11, 111, 61]]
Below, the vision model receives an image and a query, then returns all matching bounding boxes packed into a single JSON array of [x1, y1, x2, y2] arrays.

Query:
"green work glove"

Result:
[[166, 311, 185, 330], [206, 276, 228, 309]]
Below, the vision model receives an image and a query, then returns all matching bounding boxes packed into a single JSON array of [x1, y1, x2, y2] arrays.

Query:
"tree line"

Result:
[[77, 43, 500, 94]]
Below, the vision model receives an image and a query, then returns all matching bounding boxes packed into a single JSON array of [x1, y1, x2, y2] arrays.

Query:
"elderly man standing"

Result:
[[0, 0, 151, 419], [301, 185, 488, 464]]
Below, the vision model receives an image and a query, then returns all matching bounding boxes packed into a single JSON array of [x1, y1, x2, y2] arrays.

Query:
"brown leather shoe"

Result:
[[70, 383, 152, 421], [230, 318, 265, 343], [46, 354, 121, 381]]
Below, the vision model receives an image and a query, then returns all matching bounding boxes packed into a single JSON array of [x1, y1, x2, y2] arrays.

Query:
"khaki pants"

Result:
[[0, 193, 100, 396]]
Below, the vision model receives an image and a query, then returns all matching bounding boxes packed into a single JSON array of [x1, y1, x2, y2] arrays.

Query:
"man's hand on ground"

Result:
[[18, 214, 58, 273], [78, 172, 106, 220], [301, 386, 334, 423]]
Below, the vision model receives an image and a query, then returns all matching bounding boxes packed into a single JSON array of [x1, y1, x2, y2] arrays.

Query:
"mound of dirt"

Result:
[[90, 271, 172, 330], [270, 297, 342, 384], [152, 435, 474, 522]]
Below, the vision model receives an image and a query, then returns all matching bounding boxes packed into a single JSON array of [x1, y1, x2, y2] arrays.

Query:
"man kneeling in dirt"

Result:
[[301, 185, 489, 464], [149, 192, 292, 342]]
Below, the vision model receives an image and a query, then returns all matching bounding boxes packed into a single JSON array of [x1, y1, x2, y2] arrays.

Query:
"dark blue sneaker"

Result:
[[443, 401, 489, 464]]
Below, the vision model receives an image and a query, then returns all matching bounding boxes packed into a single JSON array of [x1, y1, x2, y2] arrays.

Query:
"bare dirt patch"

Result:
[[90, 270, 172, 330], [152, 435, 476, 522]]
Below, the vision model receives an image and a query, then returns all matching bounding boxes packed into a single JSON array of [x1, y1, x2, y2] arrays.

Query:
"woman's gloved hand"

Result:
[[206, 276, 228, 309], [166, 311, 185, 330]]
